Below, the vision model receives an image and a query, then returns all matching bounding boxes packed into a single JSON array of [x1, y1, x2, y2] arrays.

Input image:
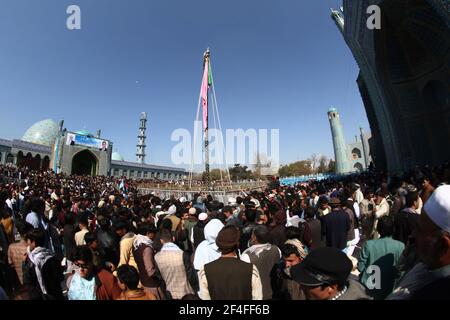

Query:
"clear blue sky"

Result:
[[0, 0, 369, 168]]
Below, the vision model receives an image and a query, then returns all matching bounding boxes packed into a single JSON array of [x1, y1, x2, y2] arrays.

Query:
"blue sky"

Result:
[[0, 0, 369, 169]]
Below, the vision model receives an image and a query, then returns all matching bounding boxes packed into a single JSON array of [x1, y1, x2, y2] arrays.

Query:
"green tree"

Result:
[[327, 159, 336, 173], [317, 155, 329, 173], [203, 169, 226, 181], [229, 164, 253, 181], [278, 160, 313, 177]]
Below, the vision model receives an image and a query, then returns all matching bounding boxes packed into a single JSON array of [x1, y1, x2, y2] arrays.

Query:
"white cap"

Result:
[[180, 197, 187, 203], [250, 199, 260, 208], [155, 211, 165, 219], [424, 185, 450, 233], [199, 212, 208, 221], [168, 204, 177, 215], [189, 207, 197, 215]]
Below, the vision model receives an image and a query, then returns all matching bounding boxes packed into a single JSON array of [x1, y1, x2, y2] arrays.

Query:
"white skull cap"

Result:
[[424, 185, 450, 233]]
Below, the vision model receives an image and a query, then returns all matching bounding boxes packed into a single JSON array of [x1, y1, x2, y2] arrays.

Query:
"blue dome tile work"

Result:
[[22, 119, 60, 147]]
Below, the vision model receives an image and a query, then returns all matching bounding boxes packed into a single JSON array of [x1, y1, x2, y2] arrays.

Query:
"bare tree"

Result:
[[309, 153, 320, 173], [253, 153, 273, 177], [317, 155, 329, 173]]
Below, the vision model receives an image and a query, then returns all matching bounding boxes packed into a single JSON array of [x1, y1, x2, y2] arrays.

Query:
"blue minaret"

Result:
[[328, 107, 350, 173]]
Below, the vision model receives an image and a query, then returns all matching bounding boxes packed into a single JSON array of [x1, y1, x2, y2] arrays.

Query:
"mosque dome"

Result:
[[111, 152, 125, 162], [22, 119, 59, 147], [76, 130, 93, 136], [328, 107, 338, 113]]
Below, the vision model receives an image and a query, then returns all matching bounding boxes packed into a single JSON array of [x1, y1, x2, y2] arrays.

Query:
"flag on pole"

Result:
[[201, 59, 209, 131]]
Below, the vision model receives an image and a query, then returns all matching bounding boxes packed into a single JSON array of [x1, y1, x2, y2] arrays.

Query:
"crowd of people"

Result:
[[0, 161, 449, 300]]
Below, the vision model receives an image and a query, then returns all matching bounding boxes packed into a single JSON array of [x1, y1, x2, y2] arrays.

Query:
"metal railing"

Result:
[[138, 185, 265, 202]]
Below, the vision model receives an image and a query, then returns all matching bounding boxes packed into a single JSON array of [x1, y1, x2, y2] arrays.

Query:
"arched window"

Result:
[[42, 156, 50, 170], [6, 153, 14, 164]]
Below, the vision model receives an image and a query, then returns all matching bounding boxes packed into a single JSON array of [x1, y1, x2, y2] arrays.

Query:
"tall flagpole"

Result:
[[203, 49, 210, 189]]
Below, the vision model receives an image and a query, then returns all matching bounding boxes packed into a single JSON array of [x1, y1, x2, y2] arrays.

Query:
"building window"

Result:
[[6, 154, 14, 164]]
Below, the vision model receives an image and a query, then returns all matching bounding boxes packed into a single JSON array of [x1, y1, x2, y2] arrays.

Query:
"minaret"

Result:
[[328, 107, 350, 174], [136, 112, 147, 164], [330, 7, 345, 34], [360, 127, 369, 169]]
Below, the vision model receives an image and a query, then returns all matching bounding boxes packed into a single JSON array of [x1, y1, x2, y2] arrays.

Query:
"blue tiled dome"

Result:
[[76, 130, 93, 136], [22, 119, 59, 146], [111, 152, 125, 161]]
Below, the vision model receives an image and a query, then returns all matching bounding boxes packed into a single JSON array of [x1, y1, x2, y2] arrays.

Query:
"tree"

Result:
[[253, 153, 273, 178], [308, 153, 320, 173], [202, 169, 226, 181], [229, 164, 253, 181], [327, 159, 336, 173], [317, 155, 329, 173], [278, 160, 313, 177]]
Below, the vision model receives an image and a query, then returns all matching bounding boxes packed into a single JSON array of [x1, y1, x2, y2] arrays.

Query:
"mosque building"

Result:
[[0, 115, 186, 180], [327, 107, 372, 174], [331, 1, 450, 173]]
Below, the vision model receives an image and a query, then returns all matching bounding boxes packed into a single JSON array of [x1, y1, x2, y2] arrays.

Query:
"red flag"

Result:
[[201, 60, 209, 131]]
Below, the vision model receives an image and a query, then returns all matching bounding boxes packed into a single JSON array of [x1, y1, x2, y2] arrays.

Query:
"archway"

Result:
[[71, 150, 98, 176], [374, 0, 450, 168], [16, 151, 24, 167], [5, 153, 14, 164], [34, 154, 41, 170], [42, 156, 50, 170], [23, 153, 35, 169]]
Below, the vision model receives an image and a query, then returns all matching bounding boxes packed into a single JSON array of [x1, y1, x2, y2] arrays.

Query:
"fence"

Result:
[[138, 185, 266, 203], [280, 171, 368, 186]]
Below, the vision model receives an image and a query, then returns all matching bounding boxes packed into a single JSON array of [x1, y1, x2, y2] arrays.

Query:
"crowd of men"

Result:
[[0, 161, 449, 300]]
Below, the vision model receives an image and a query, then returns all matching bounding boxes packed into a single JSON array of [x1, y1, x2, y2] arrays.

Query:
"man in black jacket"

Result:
[[321, 198, 351, 250], [62, 212, 77, 272], [23, 229, 64, 300], [96, 217, 119, 267], [193, 212, 208, 249], [393, 191, 420, 245], [198, 226, 263, 300]]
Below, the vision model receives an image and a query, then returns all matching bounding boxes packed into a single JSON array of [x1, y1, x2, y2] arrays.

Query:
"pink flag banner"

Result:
[[201, 60, 209, 131]]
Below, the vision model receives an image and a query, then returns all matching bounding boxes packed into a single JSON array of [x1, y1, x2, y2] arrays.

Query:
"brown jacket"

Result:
[[116, 289, 157, 300], [133, 243, 161, 288], [95, 269, 122, 300]]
